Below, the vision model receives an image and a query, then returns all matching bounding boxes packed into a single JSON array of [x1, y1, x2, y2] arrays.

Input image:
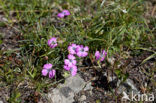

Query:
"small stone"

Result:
[[89, 90, 93, 95], [117, 79, 138, 95], [78, 95, 86, 102], [126, 79, 138, 92], [0, 101, 3, 103], [66, 74, 86, 93], [107, 57, 115, 65], [84, 82, 93, 91]]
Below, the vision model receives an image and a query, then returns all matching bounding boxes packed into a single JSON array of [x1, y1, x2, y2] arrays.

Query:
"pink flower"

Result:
[[76, 45, 89, 57], [57, 10, 70, 18], [64, 65, 70, 71], [68, 54, 76, 60], [43, 63, 52, 69], [42, 64, 52, 76], [57, 13, 64, 18], [95, 50, 107, 61], [42, 69, 49, 76], [62, 10, 70, 16], [70, 65, 77, 76], [64, 65, 77, 76], [68, 44, 78, 55], [64, 54, 77, 67], [47, 37, 57, 48], [42, 63, 56, 78]]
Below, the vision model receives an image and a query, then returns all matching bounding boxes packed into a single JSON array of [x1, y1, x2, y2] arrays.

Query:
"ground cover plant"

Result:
[[0, 0, 155, 102]]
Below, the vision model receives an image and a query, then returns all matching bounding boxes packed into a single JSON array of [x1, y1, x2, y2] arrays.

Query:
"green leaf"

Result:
[[63, 71, 70, 78], [0, 40, 2, 45], [96, 99, 101, 103], [115, 69, 121, 75], [0, 22, 6, 27], [141, 53, 156, 64], [122, 73, 129, 82]]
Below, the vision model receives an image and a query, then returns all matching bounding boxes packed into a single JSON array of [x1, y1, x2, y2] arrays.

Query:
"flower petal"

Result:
[[68, 54, 75, 60], [71, 66, 77, 76], [72, 60, 77, 65], [64, 59, 70, 65], [76, 51, 82, 57], [82, 52, 88, 57], [43, 63, 52, 69], [57, 13, 65, 18], [49, 69, 56, 78], [84, 46, 89, 51], [62, 10, 70, 16], [64, 65, 70, 71], [42, 69, 48, 76]]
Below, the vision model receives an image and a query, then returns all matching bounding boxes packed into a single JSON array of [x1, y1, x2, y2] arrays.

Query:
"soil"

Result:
[[75, 50, 156, 103]]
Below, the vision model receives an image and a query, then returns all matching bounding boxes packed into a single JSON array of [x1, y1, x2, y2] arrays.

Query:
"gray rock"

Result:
[[84, 82, 93, 91], [0, 101, 3, 103], [126, 79, 138, 92], [47, 74, 92, 103], [48, 88, 74, 103], [107, 57, 115, 65], [117, 79, 139, 95], [78, 95, 86, 102], [59, 87, 73, 98], [65, 74, 86, 93]]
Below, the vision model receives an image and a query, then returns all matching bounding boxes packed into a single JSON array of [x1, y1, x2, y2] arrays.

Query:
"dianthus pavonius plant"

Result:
[[42, 37, 107, 78], [41, 10, 107, 78]]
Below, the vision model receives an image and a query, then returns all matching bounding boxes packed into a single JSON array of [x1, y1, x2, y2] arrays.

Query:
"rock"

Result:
[[65, 74, 86, 93], [126, 79, 138, 92], [107, 57, 115, 65], [78, 95, 86, 102], [47, 74, 92, 103], [0, 101, 3, 103], [48, 88, 74, 103], [84, 82, 93, 91], [117, 79, 139, 95], [59, 87, 73, 97]]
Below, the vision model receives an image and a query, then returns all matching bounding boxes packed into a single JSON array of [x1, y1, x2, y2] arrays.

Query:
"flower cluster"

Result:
[[68, 44, 89, 57], [64, 44, 89, 76], [57, 10, 70, 18]]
